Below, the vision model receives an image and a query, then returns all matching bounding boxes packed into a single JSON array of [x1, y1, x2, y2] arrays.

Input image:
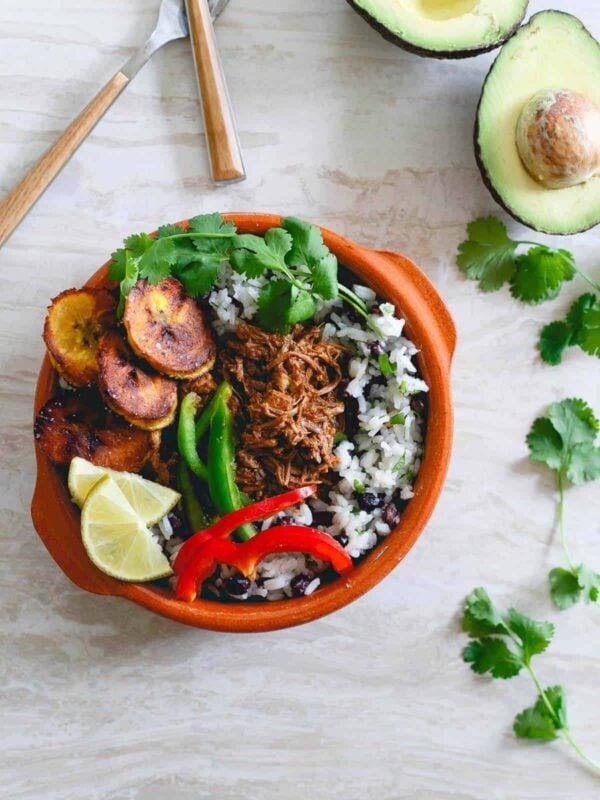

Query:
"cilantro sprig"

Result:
[[462, 588, 600, 772], [457, 216, 600, 304], [527, 399, 600, 610], [108, 213, 372, 333], [539, 293, 600, 365]]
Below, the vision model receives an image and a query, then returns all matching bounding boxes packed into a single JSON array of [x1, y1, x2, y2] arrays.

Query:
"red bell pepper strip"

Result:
[[175, 525, 353, 602], [173, 484, 318, 575]]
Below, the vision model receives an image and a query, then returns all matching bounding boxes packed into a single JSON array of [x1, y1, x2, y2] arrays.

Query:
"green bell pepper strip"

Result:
[[177, 460, 211, 533], [194, 381, 232, 443], [207, 396, 256, 541], [177, 392, 209, 481]]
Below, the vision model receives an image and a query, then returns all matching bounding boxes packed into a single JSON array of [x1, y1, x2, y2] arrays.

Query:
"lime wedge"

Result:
[[68, 456, 180, 526], [81, 475, 173, 582]]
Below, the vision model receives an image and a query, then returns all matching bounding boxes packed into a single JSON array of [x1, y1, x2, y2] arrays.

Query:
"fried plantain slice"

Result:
[[124, 278, 216, 379], [98, 330, 178, 431], [34, 393, 160, 472], [43, 288, 117, 387]]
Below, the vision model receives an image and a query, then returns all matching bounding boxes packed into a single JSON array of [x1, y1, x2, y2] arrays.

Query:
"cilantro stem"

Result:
[[526, 663, 600, 773], [562, 728, 600, 773], [167, 232, 236, 241], [572, 266, 600, 294], [557, 472, 576, 572]]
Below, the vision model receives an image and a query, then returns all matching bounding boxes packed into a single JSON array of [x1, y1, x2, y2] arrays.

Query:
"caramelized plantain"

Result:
[[98, 330, 178, 431], [34, 393, 160, 472], [124, 278, 216, 379], [43, 288, 117, 387]]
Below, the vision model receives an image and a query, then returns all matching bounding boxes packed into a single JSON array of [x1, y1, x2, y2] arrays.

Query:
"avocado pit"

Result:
[[516, 88, 600, 189]]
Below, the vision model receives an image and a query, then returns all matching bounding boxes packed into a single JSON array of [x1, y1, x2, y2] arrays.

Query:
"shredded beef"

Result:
[[219, 321, 347, 498]]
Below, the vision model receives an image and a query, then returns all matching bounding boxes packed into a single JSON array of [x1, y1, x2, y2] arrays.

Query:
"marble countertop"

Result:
[[1, 1, 599, 797]]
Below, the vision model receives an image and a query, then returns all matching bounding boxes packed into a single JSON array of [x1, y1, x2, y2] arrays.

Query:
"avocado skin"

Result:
[[474, 10, 600, 235], [345, 0, 527, 59]]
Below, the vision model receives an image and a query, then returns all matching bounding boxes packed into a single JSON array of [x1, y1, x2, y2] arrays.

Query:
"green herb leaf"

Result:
[[462, 587, 507, 637], [390, 413, 406, 425], [538, 321, 573, 366], [510, 247, 575, 305], [549, 567, 582, 610], [138, 237, 178, 284], [353, 479, 365, 494], [231, 230, 292, 278], [378, 353, 394, 376], [456, 216, 518, 292], [506, 609, 554, 661], [514, 687, 566, 741], [527, 399, 600, 480], [576, 564, 600, 604], [579, 303, 600, 357], [256, 279, 292, 332], [286, 287, 317, 325], [463, 638, 523, 679], [116, 251, 140, 318], [123, 232, 154, 259], [282, 216, 329, 268], [311, 253, 339, 300], [188, 213, 236, 254]]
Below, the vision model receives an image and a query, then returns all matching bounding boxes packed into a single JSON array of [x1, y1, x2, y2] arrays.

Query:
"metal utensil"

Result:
[[0, 0, 229, 248]]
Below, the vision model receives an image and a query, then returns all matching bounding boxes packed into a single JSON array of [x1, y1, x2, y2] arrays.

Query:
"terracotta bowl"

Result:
[[31, 213, 456, 632]]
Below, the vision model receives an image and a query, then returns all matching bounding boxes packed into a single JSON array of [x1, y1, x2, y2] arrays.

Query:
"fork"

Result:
[[0, 0, 241, 248]]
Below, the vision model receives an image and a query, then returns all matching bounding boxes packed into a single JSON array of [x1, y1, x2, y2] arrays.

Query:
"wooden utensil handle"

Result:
[[186, 0, 245, 184], [0, 71, 129, 248]]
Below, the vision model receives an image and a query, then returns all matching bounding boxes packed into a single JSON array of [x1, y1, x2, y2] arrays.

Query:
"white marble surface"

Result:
[[1, 0, 599, 797]]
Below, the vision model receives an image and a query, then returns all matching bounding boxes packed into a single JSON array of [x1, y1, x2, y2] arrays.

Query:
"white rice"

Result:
[[169, 265, 427, 601]]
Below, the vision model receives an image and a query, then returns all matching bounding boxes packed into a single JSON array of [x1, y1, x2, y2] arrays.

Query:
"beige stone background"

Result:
[[1, 1, 599, 797]]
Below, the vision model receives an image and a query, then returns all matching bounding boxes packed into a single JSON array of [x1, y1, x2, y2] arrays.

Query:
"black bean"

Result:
[[410, 393, 427, 417], [277, 514, 294, 526], [345, 307, 364, 323], [382, 501, 402, 528], [334, 533, 349, 548], [291, 574, 313, 597], [167, 511, 183, 531], [370, 303, 383, 316], [370, 341, 385, 358], [393, 491, 410, 513], [224, 575, 251, 596], [357, 493, 386, 512]]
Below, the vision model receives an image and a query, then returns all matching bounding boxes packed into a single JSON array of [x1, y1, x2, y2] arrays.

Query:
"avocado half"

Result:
[[476, 11, 600, 235], [346, 0, 528, 59]]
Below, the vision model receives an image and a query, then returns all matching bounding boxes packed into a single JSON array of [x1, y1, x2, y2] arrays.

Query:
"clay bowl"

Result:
[[32, 213, 456, 632]]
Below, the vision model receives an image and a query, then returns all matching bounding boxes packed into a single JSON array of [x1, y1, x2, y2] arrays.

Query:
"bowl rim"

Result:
[[31, 212, 456, 632]]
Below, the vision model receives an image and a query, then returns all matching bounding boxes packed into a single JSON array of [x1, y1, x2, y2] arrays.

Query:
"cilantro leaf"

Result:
[[123, 232, 154, 259], [286, 287, 317, 325], [175, 260, 221, 298], [231, 230, 292, 278], [514, 687, 566, 741], [282, 216, 329, 268], [311, 253, 339, 300], [506, 609, 554, 660], [576, 564, 600, 604], [526, 416, 564, 472], [256, 279, 292, 332], [579, 302, 600, 357], [456, 217, 518, 292], [188, 213, 236, 254], [538, 294, 600, 365], [538, 320, 572, 366], [462, 587, 507, 637], [137, 237, 178, 284], [378, 353, 394, 376], [549, 567, 582, 610], [527, 399, 599, 480], [108, 248, 128, 282], [116, 251, 139, 318], [157, 223, 186, 238], [510, 247, 575, 305], [463, 638, 523, 679]]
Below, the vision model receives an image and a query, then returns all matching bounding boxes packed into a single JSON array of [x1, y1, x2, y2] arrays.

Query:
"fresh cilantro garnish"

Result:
[[461, 588, 600, 770], [457, 216, 599, 305], [390, 413, 406, 425], [353, 479, 365, 494], [538, 293, 600, 365], [378, 353, 394, 376], [333, 432, 348, 445], [527, 399, 600, 610], [457, 217, 518, 292]]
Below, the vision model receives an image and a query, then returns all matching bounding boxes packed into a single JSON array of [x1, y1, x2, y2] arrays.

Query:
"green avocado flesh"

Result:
[[350, 0, 528, 54], [477, 11, 600, 235]]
